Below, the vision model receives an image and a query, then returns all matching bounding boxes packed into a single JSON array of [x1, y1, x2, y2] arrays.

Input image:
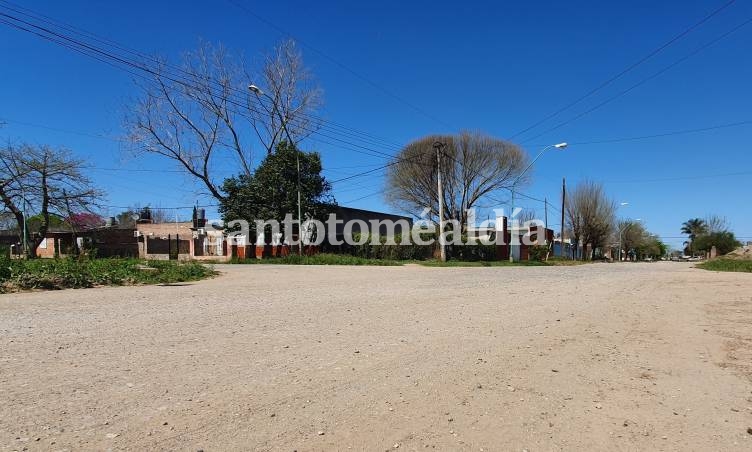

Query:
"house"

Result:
[[134, 221, 229, 261], [466, 216, 554, 261], [325, 206, 413, 245], [0, 231, 23, 257]]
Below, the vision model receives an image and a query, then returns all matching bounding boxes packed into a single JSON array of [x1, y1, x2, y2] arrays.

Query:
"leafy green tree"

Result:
[[617, 219, 647, 258], [220, 141, 334, 239], [681, 218, 707, 255], [26, 214, 67, 234], [115, 210, 138, 229], [636, 235, 667, 259], [693, 231, 741, 256]]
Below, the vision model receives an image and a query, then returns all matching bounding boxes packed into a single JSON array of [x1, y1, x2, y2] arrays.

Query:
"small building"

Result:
[[134, 222, 229, 261]]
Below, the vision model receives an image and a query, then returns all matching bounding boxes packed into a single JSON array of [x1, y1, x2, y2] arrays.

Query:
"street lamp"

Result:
[[248, 84, 303, 255], [509, 142, 567, 262]]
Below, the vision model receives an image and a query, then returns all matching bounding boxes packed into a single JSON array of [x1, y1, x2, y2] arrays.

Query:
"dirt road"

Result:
[[1, 262, 751, 451]]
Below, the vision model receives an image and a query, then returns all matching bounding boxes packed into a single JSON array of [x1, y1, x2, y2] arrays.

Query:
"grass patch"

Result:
[[231, 253, 588, 267], [0, 257, 215, 292], [697, 258, 752, 273], [231, 253, 403, 266], [418, 256, 588, 267], [419, 259, 548, 267], [544, 257, 589, 266]]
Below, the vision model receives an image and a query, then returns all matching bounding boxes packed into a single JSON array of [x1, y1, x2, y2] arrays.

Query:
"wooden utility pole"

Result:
[[560, 178, 566, 258], [434, 142, 446, 262], [63, 189, 79, 256]]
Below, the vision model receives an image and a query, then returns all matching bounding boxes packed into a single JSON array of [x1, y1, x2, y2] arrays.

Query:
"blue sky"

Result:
[[1, 0, 751, 249]]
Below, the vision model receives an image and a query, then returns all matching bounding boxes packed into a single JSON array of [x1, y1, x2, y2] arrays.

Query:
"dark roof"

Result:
[[333, 206, 412, 223]]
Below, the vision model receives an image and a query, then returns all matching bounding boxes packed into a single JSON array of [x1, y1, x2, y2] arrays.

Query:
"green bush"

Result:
[[450, 236, 497, 261], [231, 253, 402, 266], [351, 233, 434, 261], [528, 245, 549, 262], [1, 257, 215, 292], [693, 232, 742, 256], [697, 259, 752, 273], [0, 246, 11, 281]]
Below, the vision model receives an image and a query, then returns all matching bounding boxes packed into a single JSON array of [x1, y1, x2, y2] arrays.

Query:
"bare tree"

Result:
[[0, 211, 17, 231], [704, 214, 729, 234], [124, 40, 321, 201], [565, 180, 616, 260], [517, 209, 537, 225], [249, 39, 323, 155], [0, 143, 102, 258], [150, 208, 171, 224], [385, 131, 529, 228]]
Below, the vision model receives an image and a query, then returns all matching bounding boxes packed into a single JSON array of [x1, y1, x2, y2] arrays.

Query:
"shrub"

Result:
[[351, 233, 433, 261], [231, 253, 402, 266], [528, 245, 549, 262], [693, 232, 741, 256], [0, 246, 11, 281], [1, 257, 215, 292], [697, 259, 752, 273]]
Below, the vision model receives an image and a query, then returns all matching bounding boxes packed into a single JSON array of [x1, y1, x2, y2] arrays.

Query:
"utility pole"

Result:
[[434, 141, 446, 262], [508, 142, 567, 262], [544, 197, 548, 231], [509, 189, 516, 262], [21, 186, 28, 258], [63, 189, 79, 255], [249, 84, 303, 255], [560, 178, 566, 258], [296, 152, 303, 256]]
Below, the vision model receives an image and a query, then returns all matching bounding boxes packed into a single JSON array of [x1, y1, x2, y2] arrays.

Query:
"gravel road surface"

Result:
[[1, 262, 751, 451]]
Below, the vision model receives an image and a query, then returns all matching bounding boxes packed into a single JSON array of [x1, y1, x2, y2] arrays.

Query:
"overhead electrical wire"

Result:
[[562, 119, 752, 145], [0, 9, 435, 184], [609, 169, 752, 184], [3, 1, 748, 208], [223, 0, 453, 129], [521, 14, 752, 144], [509, 0, 738, 140], [0, 4, 413, 165], [0, 0, 409, 153]]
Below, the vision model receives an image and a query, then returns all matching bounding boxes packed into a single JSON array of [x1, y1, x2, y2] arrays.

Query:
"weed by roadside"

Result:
[[0, 257, 215, 292], [229, 253, 588, 267], [697, 259, 752, 273], [231, 253, 402, 266], [419, 260, 547, 267]]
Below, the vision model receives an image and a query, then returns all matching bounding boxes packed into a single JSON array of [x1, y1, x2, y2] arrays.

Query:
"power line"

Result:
[[0, 12, 408, 170], [564, 119, 752, 145], [609, 170, 752, 184], [0, 0, 409, 154], [0, 114, 434, 181], [86, 166, 186, 174], [521, 14, 752, 144], [224, 0, 453, 129], [0, 118, 124, 142], [0, 4, 532, 210], [509, 0, 737, 140], [0, 4, 411, 164], [99, 203, 220, 211], [339, 191, 384, 204]]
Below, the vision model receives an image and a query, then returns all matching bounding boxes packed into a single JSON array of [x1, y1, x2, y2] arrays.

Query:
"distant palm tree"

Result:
[[681, 218, 707, 255]]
